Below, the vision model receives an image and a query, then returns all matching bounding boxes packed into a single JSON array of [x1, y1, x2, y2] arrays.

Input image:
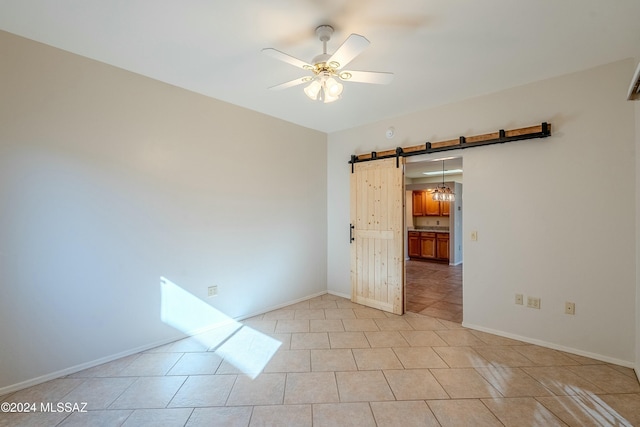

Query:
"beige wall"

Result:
[[328, 59, 636, 366], [0, 31, 327, 392], [636, 92, 640, 380], [1, 28, 638, 391]]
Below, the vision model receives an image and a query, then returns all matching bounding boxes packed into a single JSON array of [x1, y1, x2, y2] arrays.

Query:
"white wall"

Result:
[[328, 59, 636, 365], [0, 31, 327, 391]]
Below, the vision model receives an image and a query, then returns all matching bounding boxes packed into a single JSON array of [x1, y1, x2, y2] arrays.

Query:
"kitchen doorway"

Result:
[[404, 156, 463, 323]]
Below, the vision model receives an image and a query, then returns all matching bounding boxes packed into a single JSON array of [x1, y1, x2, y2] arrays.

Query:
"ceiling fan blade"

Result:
[[262, 48, 313, 70], [268, 76, 311, 90], [327, 34, 370, 69], [339, 70, 394, 84]]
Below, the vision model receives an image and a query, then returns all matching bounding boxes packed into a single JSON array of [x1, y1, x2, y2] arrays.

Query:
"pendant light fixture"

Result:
[[432, 160, 455, 202]]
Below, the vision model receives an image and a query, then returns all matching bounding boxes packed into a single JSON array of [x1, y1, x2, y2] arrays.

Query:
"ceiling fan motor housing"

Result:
[[315, 25, 334, 42], [312, 53, 332, 65]]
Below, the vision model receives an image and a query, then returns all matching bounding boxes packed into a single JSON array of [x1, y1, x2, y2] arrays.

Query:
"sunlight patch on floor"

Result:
[[160, 277, 280, 378]]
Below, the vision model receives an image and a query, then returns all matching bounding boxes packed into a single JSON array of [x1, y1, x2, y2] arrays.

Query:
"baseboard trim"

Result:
[[463, 322, 635, 369], [0, 290, 330, 396], [327, 290, 350, 300], [234, 290, 328, 321], [0, 335, 185, 397]]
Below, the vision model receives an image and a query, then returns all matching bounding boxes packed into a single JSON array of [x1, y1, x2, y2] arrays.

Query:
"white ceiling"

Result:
[[405, 156, 463, 179], [1, 1, 639, 133]]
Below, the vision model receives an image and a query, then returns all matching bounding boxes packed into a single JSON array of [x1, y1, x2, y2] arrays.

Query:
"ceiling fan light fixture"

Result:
[[325, 77, 343, 97], [304, 79, 322, 100], [321, 91, 340, 103], [304, 75, 343, 103], [319, 83, 340, 104]]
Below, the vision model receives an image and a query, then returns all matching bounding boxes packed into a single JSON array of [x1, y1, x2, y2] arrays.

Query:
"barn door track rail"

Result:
[[349, 122, 551, 171]]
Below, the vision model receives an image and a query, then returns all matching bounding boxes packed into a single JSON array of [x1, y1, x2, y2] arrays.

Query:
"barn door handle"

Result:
[[350, 224, 355, 244]]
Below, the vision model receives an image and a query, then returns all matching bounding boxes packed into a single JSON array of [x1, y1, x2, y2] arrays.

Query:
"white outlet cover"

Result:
[[527, 297, 541, 309], [565, 302, 575, 315]]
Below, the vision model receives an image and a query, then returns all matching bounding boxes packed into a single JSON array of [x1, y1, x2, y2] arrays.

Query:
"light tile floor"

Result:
[[405, 260, 463, 322], [1, 294, 639, 426]]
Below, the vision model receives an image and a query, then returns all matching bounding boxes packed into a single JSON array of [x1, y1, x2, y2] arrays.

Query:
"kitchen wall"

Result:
[[413, 217, 450, 228], [0, 31, 327, 392], [328, 59, 636, 366]]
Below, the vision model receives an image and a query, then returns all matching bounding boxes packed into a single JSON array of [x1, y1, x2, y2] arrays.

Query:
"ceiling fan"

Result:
[[262, 25, 393, 103]]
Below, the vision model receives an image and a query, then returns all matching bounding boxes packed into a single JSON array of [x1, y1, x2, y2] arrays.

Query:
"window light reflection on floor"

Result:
[[478, 368, 631, 425], [553, 385, 631, 426], [160, 277, 281, 379]]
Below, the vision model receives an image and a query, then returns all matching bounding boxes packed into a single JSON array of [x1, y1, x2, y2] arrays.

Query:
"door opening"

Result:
[[404, 157, 463, 323]]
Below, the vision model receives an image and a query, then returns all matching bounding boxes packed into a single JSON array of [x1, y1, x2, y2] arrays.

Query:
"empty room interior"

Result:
[[1, 1, 640, 426]]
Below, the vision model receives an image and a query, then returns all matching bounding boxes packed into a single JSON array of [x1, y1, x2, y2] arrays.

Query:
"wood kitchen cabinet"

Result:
[[420, 232, 437, 259], [408, 231, 421, 258], [412, 190, 447, 216], [412, 192, 425, 216], [436, 233, 450, 260], [440, 200, 450, 216], [408, 231, 449, 262], [424, 193, 441, 216]]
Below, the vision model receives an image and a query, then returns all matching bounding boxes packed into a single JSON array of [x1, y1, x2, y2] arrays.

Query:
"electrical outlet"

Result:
[[527, 297, 541, 309], [565, 302, 575, 315], [208, 285, 218, 297], [515, 294, 523, 305]]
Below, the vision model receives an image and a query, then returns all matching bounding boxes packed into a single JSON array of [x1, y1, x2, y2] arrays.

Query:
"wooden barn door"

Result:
[[350, 157, 405, 314]]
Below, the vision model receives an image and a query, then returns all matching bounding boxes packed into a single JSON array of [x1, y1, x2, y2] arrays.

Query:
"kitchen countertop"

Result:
[[408, 227, 449, 233]]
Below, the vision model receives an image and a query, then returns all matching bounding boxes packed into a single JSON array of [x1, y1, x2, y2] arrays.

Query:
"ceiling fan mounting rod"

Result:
[[316, 25, 334, 55]]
